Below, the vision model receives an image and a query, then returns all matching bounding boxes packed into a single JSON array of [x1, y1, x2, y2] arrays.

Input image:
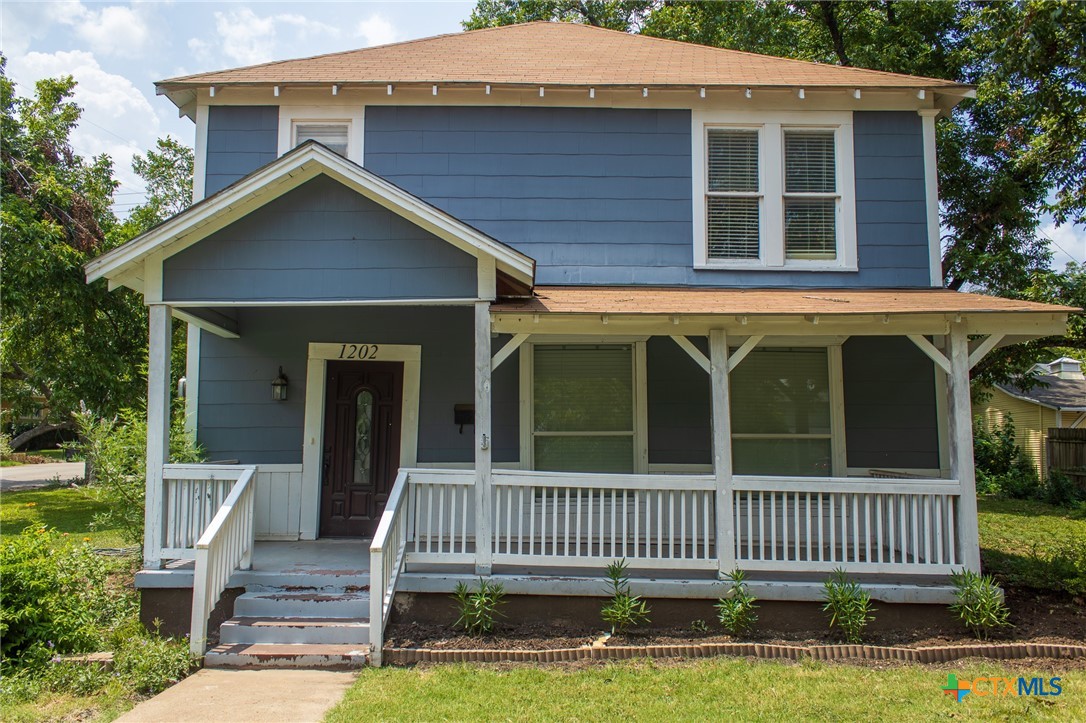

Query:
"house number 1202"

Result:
[[338, 344, 379, 360]]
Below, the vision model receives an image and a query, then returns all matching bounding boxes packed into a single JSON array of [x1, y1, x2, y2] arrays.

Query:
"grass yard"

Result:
[[1, 486, 127, 548], [1, 686, 133, 723], [328, 659, 1085, 722], [978, 497, 1086, 593]]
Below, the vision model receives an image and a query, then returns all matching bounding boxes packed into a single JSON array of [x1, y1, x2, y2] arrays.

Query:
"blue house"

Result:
[[86, 22, 1071, 667]]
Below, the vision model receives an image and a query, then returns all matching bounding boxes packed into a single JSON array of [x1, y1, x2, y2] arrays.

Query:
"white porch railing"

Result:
[[369, 469, 416, 667], [158, 464, 253, 562], [185, 465, 257, 655], [732, 476, 961, 575]]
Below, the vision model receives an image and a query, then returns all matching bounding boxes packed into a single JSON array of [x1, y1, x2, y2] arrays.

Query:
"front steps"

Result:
[[204, 567, 372, 668]]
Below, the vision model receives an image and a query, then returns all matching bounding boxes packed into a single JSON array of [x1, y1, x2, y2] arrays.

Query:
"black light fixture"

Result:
[[272, 367, 289, 401]]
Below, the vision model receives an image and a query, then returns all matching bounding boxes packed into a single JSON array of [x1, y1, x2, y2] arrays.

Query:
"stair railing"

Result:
[[368, 468, 411, 666]]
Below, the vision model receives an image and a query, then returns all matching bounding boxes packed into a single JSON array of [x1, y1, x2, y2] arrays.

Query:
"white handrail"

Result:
[[189, 465, 257, 656], [369, 469, 411, 667]]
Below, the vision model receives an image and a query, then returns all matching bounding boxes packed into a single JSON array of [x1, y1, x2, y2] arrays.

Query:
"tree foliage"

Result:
[[464, 1, 658, 31], [0, 57, 194, 448]]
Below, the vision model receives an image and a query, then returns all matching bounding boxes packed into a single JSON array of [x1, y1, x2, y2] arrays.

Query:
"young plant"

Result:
[[821, 568, 875, 644], [600, 559, 650, 635], [690, 619, 710, 634], [714, 568, 759, 637], [452, 578, 506, 635], [949, 569, 1011, 640]]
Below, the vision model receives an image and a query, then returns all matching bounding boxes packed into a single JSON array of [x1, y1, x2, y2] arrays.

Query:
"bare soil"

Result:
[[385, 589, 1086, 652]]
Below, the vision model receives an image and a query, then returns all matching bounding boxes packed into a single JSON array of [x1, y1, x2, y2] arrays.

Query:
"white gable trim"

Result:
[[85, 142, 535, 293]]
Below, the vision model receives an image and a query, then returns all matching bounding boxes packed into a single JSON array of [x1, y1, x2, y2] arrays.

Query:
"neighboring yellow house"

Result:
[[978, 358, 1086, 477]]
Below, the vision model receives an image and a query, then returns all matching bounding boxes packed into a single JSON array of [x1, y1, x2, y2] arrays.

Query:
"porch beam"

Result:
[[709, 330, 736, 578], [727, 334, 765, 372], [947, 323, 981, 572], [491, 333, 529, 372], [171, 307, 239, 339], [906, 334, 951, 375], [144, 304, 172, 569], [669, 335, 709, 374], [967, 333, 1005, 370], [474, 301, 493, 576]]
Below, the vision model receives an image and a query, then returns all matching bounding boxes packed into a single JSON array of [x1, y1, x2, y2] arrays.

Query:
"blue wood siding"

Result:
[[205, 106, 278, 196], [163, 176, 478, 302], [364, 107, 932, 287], [197, 307, 519, 465], [842, 336, 940, 470]]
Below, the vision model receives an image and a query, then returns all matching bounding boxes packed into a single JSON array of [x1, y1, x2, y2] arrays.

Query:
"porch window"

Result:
[[294, 122, 349, 157], [531, 344, 635, 473], [731, 348, 832, 476]]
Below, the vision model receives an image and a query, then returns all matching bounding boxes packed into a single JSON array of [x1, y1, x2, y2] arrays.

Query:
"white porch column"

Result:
[[144, 304, 172, 569], [947, 323, 981, 572], [709, 329, 736, 577], [474, 301, 493, 575]]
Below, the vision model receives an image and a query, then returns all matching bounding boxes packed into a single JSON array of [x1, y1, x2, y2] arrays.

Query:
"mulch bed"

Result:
[[383, 589, 1086, 666]]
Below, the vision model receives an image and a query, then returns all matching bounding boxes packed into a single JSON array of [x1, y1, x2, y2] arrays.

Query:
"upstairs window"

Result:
[[294, 122, 349, 157], [694, 112, 856, 271]]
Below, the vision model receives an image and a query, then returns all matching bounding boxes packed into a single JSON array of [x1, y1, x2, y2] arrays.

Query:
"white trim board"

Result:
[[300, 342, 422, 540], [85, 142, 535, 292], [277, 105, 365, 166]]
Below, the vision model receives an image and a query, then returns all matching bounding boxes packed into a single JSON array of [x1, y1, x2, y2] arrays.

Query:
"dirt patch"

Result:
[[385, 590, 1086, 651]]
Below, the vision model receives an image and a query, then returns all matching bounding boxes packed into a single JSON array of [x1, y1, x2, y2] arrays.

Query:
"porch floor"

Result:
[[250, 539, 370, 576]]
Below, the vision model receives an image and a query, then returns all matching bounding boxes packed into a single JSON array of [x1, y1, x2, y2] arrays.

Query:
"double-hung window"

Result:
[[694, 111, 855, 270]]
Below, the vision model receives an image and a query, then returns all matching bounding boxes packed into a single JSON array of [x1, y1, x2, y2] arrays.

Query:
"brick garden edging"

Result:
[[384, 642, 1086, 666]]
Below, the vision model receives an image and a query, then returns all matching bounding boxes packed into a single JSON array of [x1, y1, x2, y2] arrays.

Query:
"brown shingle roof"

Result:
[[159, 21, 968, 91], [491, 287, 1076, 316]]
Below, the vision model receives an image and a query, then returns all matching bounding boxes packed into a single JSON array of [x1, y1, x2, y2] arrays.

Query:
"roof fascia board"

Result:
[[86, 144, 534, 287]]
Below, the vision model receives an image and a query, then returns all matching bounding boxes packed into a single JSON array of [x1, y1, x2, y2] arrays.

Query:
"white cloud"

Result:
[[14, 1, 156, 58], [211, 7, 344, 66], [8, 49, 162, 201], [1041, 219, 1086, 271], [73, 5, 152, 58], [356, 14, 399, 47]]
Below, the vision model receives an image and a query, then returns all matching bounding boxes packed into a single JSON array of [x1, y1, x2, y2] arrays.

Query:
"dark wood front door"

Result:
[[320, 360, 403, 537]]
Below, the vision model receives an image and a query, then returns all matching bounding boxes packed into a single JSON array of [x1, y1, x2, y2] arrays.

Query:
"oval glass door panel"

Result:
[[354, 390, 374, 485]]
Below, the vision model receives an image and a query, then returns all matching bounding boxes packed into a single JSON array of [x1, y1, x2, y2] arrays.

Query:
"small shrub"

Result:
[[110, 621, 197, 695], [998, 456, 1042, 500], [714, 568, 759, 637], [452, 578, 506, 635], [950, 569, 1011, 639], [600, 559, 650, 635], [1047, 542, 1086, 597], [1041, 470, 1084, 508], [690, 619, 709, 634], [821, 568, 875, 644]]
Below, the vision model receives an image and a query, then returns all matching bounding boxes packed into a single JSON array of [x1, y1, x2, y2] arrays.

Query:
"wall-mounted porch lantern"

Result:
[[272, 367, 289, 401]]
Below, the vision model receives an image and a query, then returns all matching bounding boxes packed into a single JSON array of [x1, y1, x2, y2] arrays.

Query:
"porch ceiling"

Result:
[[490, 286, 1076, 338]]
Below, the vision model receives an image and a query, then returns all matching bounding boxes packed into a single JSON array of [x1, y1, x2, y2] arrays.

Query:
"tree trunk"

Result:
[[9, 420, 74, 451], [818, 1, 852, 67]]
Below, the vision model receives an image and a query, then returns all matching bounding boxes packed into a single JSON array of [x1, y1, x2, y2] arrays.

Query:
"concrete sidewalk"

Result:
[[0, 462, 84, 491], [115, 669, 357, 723]]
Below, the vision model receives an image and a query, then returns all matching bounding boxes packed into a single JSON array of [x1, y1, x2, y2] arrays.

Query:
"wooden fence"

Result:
[[1046, 428, 1086, 490]]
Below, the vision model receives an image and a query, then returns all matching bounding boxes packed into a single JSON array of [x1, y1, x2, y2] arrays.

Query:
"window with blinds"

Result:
[[294, 123, 349, 157], [730, 348, 832, 476], [783, 130, 838, 261], [706, 129, 760, 260], [532, 345, 635, 473]]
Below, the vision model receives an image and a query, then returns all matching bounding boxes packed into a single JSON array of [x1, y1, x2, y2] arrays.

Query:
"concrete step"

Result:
[[229, 568, 370, 591], [233, 591, 370, 619], [220, 617, 370, 645], [204, 643, 370, 669]]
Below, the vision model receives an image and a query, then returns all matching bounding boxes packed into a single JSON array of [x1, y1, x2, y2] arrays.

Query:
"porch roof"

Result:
[[492, 286, 1076, 317]]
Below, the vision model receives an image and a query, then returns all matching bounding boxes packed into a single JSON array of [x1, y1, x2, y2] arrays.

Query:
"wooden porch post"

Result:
[[709, 329, 736, 577], [474, 300, 493, 575], [947, 323, 981, 572], [144, 304, 172, 569]]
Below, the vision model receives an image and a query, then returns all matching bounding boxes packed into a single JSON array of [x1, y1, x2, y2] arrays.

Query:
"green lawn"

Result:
[[1, 487, 127, 548], [977, 497, 1086, 593], [328, 659, 1085, 722], [1, 686, 133, 723]]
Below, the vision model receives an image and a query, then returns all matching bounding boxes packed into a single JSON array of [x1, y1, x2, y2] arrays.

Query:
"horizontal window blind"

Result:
[[784, 199, 837, 260], [708, 129, 759, 193], [295, 123, 349, 156], [707, 197, 760, 259], [784, 131, 836, 193], [532, 345, 635, 474]]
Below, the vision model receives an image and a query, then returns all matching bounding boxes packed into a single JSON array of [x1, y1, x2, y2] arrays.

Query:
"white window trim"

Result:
[[519, 340, 648, 474], [692, 110, 857, 272], [278, 105, 365, 165]]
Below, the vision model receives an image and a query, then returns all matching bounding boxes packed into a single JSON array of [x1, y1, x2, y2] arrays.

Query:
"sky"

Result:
[[1, 0, 1082, 269]]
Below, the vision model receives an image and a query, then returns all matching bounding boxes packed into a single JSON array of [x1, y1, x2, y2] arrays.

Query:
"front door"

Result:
[[320, 360, 403, 537]]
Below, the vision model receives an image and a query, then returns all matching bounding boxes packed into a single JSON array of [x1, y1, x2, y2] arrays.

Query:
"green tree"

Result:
[[125, 137, 194, 234], [464, 0, 658, 31], [0, 58, 194, 449]]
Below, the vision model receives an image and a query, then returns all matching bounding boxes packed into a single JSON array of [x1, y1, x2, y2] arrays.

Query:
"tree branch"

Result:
[[818, 1, 852, 66], [10, 420, 74, 451]]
